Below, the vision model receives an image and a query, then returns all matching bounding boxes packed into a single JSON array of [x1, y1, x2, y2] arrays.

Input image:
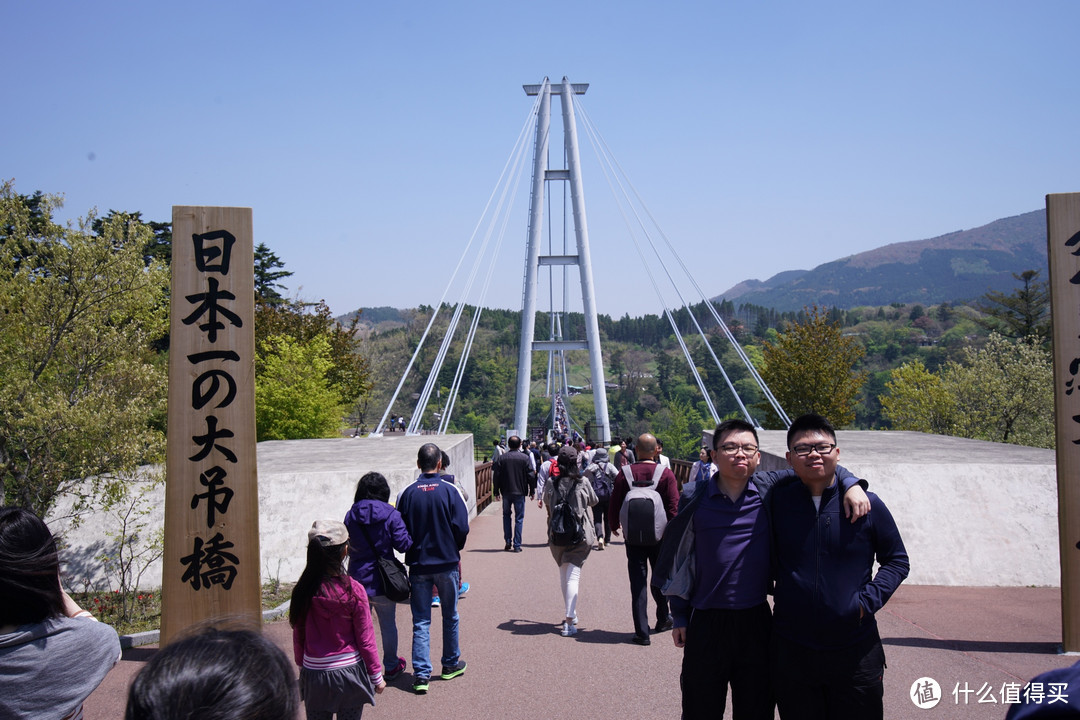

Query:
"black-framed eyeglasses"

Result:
[[716, 443, 759, 456], [791, 442, 837, 457]]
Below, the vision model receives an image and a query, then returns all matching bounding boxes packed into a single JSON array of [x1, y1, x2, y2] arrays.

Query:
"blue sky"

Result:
[[4, 1, 1078, 318]]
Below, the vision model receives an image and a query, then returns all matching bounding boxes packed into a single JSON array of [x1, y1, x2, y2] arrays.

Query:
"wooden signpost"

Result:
[[160, 206, 261, 645], [1045, 193, 1080, 653]]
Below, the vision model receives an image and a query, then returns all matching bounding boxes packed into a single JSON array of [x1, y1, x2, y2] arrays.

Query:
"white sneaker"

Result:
[[597, 539, 605, 550], [560, 621, 578, 637]]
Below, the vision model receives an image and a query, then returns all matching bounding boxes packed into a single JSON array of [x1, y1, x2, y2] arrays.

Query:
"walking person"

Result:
[[432, 450, 471, 605], [682, 445, 716, 502], [609, 432, 680, 645], [397, 443, 470, 694], [583, 446, 617, 549], [542, 445, 598, 636], [290, 520, 385, 720], [491, 435, 535, 552], [344, 472, 412, 683]]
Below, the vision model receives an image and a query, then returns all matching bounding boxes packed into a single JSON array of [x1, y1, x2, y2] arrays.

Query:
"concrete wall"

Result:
[[50, 429, 1062, 589], [49, 434, 475, 592], [754, 430, 1059, 587]]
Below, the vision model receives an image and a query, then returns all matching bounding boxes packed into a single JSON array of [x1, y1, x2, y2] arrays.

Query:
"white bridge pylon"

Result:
[[514, 77, 610, 444]]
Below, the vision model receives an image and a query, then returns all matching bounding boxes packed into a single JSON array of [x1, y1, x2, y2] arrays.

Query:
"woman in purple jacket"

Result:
[[344, 472, 412, 682]]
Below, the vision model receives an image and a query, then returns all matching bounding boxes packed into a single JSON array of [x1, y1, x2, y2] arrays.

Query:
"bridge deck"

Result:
[[85, 500, 1074, 719]]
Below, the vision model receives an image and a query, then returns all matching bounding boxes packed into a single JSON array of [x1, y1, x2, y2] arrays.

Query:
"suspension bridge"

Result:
[[372, 77, 787, 444]]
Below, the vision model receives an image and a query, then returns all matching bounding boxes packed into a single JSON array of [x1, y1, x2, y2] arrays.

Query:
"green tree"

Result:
[[647, 396, 705, 461], [255, 299, 369, 406], [879, 334, 1053, 447], [879, 360, 954, 433], [255, 334, 344, 440], [977, 270, 1050, 343], [0, 182, 169, 517], [760, 305, 867, 427], [941, 333, 1053, 447], [254, 242, 293, 304]]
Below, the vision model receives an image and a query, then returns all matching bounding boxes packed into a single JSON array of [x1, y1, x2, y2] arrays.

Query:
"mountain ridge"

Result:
[[714, 210, 1047, 311]]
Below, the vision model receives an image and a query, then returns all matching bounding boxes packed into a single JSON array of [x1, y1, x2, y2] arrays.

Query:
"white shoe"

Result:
[[560, 621, 578, 637], [597, 539, 605, 550]]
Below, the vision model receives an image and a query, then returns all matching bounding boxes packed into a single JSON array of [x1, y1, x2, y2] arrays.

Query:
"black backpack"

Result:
[[550, 477, 585, 546], [588, 461, 613, 503]]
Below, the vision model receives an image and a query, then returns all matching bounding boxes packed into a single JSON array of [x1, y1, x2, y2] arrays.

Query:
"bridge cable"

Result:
[[373, 93, 542, 435], [577, 102, 782, 426]]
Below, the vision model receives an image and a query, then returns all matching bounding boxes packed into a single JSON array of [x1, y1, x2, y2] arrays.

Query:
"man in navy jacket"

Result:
[[398, 443, 470, 694], [770, 414, 909, 720]]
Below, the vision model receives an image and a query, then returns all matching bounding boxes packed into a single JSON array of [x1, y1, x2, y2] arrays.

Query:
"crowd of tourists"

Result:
[[2, 421, 1077, 719]]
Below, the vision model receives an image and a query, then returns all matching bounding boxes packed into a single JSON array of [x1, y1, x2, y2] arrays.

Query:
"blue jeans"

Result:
[[369, 593, 399, 670], [409, 568, 461, 680], [502, 494, 525, 549]]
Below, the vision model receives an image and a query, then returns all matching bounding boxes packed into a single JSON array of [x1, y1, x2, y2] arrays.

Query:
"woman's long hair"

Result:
[[354, 471, 391, 504], [288, 539, 349, 627], [556, 449, 583, 495], [0, 507, 64, 626]]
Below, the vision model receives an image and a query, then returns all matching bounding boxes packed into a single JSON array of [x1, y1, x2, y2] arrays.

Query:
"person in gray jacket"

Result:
[[0, 507, 121, 720]]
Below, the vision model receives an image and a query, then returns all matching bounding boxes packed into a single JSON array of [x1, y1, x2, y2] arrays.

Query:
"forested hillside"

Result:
[[353, 271, 1053, 459]]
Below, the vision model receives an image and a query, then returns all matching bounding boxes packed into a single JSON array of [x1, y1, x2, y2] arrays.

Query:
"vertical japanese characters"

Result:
[[161, 208, 259, 645], [179, 230, 242, 591]]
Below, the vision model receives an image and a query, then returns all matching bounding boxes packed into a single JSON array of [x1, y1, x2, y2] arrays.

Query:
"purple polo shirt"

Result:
[[689, 478, 772, 611]]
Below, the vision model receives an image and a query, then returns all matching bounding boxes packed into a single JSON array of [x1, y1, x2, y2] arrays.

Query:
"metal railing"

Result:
[[474, 462, 493, 513]]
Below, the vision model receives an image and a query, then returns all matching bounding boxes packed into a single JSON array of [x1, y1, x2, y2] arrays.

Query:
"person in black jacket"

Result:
[[492, 435, 536, 552], [397, 443, 470, 694], [770, 414, 909, 720]]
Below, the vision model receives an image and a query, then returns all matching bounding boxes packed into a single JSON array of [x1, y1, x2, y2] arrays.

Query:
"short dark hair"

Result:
[[440, 451, 451, 470], [418, 443, 441, 472], [508, 435, 522, 450], [354, 471, 390, 503], [713, 419, 759, 450], [0, 507, 64, 626], [786, 413, 836, 449], [124, 625, 299, 720]]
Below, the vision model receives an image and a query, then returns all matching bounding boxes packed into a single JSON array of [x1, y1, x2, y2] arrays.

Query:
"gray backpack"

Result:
[[619, 464, 667, 546]]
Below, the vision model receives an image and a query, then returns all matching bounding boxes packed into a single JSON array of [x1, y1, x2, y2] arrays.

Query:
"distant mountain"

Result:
[[715, 210, 1047, 311]]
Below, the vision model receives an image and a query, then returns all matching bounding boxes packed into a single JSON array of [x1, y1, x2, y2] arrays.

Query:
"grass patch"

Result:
[[72, 582, 295, 636]]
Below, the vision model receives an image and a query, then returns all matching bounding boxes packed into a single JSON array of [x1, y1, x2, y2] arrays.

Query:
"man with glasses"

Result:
[[771, 413, 909, 720], [657, 419, 869, 719]]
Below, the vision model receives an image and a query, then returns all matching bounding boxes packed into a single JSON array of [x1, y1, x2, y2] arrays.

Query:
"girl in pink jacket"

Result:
[[291, 520, 385, 719]]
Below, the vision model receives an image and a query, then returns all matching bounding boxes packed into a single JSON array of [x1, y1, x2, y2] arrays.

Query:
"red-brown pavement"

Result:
[[85, 500, 1076, 719]]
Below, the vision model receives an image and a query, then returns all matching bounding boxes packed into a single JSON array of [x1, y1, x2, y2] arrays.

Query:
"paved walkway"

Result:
[[85, 500, 1076, 719]]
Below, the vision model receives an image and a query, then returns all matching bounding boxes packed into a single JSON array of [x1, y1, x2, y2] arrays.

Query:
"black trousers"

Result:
[[625, 542, 668, 638], [681, 603, 774, 720], [771, 629, 885, 720]]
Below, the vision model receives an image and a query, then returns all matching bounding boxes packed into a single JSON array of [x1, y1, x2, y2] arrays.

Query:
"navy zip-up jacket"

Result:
[[397, 473, 470, 575], [770, 481, 909, 651]]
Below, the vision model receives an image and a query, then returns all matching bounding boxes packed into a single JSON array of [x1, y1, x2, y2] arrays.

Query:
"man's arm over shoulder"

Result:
[[834, 465, 870, 521], [859, 496, 909, 616], [752, 464, 865, 492]]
